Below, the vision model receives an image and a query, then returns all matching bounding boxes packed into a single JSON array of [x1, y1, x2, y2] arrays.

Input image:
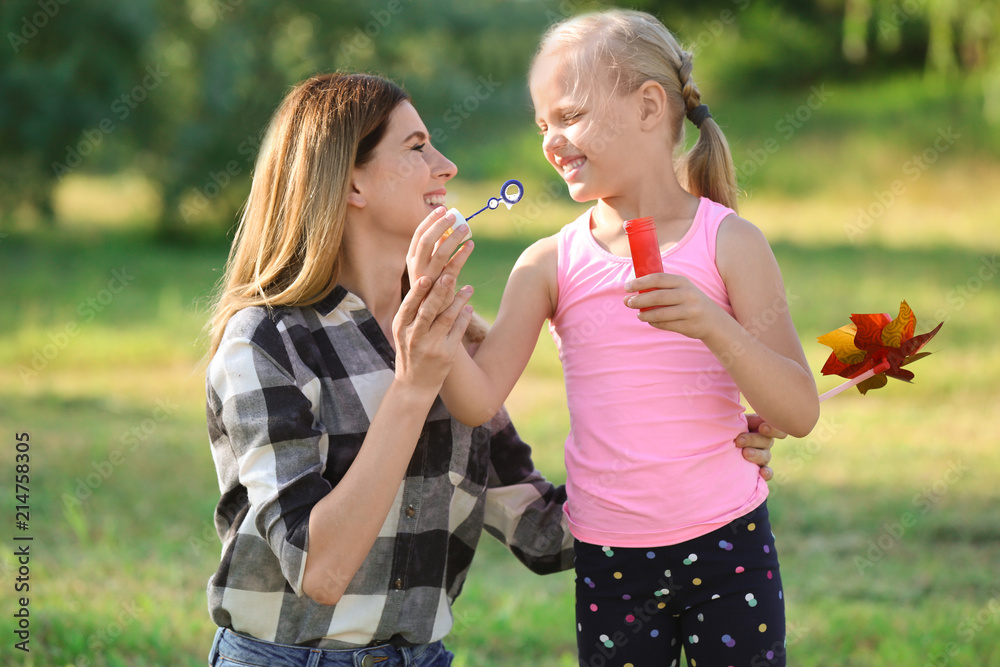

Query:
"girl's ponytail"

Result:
[[676, 53, 739, 212]]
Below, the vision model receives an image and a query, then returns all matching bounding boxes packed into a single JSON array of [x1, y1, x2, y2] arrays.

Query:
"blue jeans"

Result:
[[208, 627, 454, 667]]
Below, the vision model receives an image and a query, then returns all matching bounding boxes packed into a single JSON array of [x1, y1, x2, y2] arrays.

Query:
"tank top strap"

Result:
[[553, 207, 596, 320], [694, 197, 737, 267]]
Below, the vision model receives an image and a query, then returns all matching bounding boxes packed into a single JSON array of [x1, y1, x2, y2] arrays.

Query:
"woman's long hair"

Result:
[[207, 73, 408, 356]]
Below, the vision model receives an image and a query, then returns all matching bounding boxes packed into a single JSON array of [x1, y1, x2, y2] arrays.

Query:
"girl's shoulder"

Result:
[[507, 233, 560, 318], [717, 212, 770, 253], [518, 232, 560, 266], [523, 206, 594, 267], [716, 212, 778, 286], [515, 233, 560, 292]]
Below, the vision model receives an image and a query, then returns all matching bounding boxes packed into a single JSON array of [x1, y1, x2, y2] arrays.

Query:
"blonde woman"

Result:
[[202, 72, 778, 666]]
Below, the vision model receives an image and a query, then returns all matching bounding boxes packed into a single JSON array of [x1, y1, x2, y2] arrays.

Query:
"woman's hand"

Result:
[[623, 273, 726, 340], [737, 414, 786, 482], [407, 206, 475, 290], [392, 272, 474, 393], [305, 258, 473, 607]]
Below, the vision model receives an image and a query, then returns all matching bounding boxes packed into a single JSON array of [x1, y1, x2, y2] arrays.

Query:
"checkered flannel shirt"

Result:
[[205, 286, 573, 648]]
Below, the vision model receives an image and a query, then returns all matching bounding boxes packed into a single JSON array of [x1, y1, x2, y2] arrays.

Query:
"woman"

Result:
[[203, 72, 779, 667]]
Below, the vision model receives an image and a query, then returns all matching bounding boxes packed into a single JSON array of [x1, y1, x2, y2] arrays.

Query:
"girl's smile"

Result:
[[555, 154, 587, 182]]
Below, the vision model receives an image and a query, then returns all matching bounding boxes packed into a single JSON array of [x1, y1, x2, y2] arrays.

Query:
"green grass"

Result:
[[3, 200, 998, 666], [3, 73, 1000, 665]]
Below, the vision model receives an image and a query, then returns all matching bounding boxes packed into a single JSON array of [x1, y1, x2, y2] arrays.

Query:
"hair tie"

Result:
[[687, 104, 712, 129]]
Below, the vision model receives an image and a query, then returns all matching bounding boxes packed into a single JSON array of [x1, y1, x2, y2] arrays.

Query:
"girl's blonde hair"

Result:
[[534, 9, 738, 211]]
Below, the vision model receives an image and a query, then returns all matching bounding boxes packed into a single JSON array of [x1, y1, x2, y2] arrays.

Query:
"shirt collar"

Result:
[[313, 285, 351, 316]]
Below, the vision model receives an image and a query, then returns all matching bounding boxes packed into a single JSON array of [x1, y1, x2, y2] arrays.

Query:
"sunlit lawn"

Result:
[[3, 76, 999, 665]]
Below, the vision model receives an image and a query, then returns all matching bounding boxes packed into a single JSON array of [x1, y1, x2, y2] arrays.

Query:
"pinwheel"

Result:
[[817, 300, 943, 401]]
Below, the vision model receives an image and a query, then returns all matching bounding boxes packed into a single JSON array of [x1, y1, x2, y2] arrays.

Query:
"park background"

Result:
[[1, 0, 999, 664]]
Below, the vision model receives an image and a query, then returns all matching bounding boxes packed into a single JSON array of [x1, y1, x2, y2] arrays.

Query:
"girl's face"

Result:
[[530, 51, 641, 203], [352, 101, 457, 238]]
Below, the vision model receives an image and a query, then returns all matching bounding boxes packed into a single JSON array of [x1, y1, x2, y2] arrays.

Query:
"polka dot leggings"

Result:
[[574, 501, 785, 667]]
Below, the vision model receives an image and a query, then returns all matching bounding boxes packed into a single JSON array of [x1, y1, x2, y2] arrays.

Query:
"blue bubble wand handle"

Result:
[[445, 179, 524, 243]]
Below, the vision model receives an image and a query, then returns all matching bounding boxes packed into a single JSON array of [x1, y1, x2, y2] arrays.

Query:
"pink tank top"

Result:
[[549, 197, 768, 547]]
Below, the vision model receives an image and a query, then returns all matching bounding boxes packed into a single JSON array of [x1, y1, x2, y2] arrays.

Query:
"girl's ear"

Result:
[[637, 80, 668, 129]]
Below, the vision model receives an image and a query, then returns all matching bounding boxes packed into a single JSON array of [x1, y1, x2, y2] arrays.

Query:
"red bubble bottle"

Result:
[[623, 216, 663, 311]]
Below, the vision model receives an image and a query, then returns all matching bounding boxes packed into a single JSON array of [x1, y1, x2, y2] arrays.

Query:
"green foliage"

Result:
[[1, 0, 997, 237], [0, 0, 160, 220]]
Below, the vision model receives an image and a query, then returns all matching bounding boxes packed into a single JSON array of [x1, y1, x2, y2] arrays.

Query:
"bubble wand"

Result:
[[444, 179, 524, 243]]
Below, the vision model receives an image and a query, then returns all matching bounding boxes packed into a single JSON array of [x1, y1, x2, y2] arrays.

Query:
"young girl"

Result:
[[431, 9, 819, 666]]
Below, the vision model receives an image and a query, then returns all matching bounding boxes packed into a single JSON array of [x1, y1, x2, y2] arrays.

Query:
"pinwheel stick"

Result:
[[819, 360, 892, 402]]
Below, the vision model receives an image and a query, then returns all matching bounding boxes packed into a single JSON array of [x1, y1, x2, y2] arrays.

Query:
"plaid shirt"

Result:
[[205, 286, 573, 648]]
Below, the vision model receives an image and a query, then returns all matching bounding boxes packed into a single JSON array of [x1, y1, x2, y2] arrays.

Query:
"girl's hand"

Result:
[[392, 273, 474, 394], [407, 206, 475, 290], [737, 414, 787, 482], [623, 273, 725, 340]]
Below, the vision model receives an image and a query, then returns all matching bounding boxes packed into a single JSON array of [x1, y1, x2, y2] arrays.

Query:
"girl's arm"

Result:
[[438, 236, 559, 426], [404, 205, 556, 425], [624, 215, 819, 438]]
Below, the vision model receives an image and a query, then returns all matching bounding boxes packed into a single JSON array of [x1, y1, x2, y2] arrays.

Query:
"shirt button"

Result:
[[361, 655, 375, 667], [393, 578, 404, 590], [405, 505, 416, 518]]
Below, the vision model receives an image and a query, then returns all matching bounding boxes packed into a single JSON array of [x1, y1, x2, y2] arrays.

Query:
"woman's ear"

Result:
[[637, 80, 668, 129], [347, 178, 366, 209]]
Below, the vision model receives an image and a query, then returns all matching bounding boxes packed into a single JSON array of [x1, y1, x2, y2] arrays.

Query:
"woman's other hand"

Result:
[[737, 414, 786, 482], [392, 272, 474, 393]]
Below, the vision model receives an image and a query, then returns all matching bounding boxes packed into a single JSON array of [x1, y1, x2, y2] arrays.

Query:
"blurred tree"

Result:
[[0, 0, 995, 234], [849, 0, 998, 123], [129, 0, 558, 237], [843, 0, 998, 76], [0, 0, 160, 225], [149, 0, 317, 238]]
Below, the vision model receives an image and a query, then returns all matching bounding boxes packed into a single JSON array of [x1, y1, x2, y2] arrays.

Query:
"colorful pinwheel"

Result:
[[817, 300, 943, 401]]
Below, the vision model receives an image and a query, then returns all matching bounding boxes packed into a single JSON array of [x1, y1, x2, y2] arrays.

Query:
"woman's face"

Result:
[[352, 101, 457, 238]]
